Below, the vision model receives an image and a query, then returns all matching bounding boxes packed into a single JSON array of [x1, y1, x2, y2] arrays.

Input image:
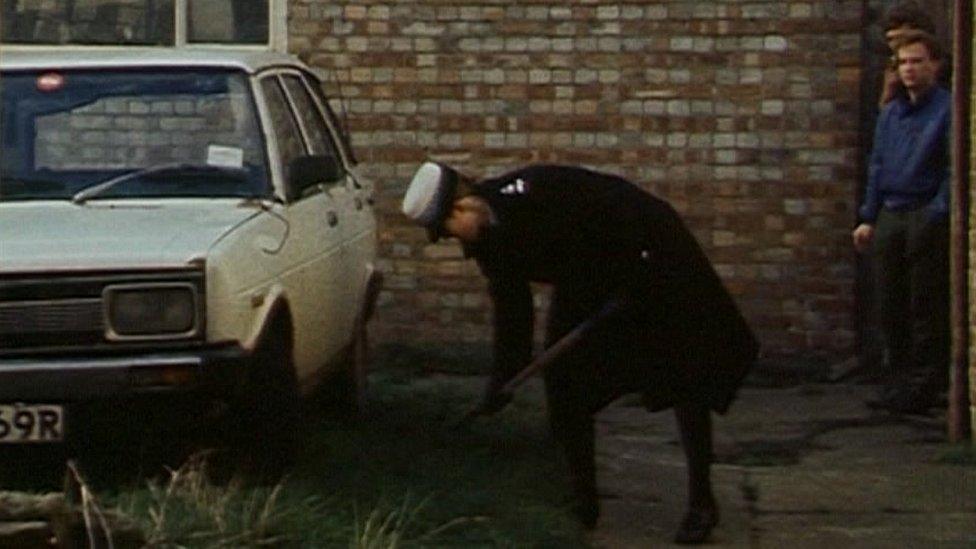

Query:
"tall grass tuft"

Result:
[[351, 495, 422, 549], [114, 453, 484, 548], [117, 452, 308, 547], [349, 494, 484, 549]]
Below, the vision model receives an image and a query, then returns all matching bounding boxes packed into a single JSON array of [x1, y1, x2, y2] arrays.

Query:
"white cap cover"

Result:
[[402, 161, 444, 225], [402, 161, 461, 241]]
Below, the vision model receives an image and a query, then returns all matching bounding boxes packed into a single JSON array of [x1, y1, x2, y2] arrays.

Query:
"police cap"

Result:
[[402, 161, 460, 242]]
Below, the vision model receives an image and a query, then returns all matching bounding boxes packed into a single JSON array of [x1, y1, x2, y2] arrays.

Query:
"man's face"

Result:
[[442, 196, 489, 243], [896, 42, 939, 94]]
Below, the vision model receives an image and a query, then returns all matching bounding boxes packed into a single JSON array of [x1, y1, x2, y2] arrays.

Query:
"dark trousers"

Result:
[[542, 286, 713, 509], [542, 287, 606, 503], [873, 208, 950, 395]]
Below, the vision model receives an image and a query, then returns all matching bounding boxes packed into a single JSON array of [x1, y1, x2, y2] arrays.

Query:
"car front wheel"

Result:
[[222, 313, 302, 482]]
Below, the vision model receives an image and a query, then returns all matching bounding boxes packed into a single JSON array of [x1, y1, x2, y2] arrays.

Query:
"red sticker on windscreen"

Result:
[[36, 72, 65, 92]]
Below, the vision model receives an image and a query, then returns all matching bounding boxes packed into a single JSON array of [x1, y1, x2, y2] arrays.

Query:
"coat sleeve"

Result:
[[485, 273, 534, 391]]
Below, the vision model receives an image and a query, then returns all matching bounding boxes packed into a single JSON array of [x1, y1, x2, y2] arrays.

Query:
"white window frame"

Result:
[[174, 0, 287, 52], [0, 0, 287, 50]]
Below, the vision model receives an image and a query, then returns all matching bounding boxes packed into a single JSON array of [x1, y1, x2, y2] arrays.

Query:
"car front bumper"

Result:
[[0, 345, 248, 402]]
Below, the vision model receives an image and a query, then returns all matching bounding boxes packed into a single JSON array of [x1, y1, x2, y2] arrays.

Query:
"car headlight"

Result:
[[103, 283, 200, 340]]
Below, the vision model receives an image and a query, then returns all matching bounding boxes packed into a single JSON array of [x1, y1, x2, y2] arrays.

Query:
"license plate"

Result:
[[0, 404, 64, 443]]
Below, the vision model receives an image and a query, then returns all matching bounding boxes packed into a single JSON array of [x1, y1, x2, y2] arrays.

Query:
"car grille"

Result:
[[0, 270, 204, 352], [0, 299, 104, 335]]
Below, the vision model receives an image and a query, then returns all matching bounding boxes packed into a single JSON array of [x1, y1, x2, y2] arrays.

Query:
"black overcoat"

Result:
[[463, 165, 759, 414]]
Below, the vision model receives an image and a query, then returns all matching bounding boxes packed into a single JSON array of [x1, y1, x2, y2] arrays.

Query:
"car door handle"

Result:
[[327, 211, 339, 227]]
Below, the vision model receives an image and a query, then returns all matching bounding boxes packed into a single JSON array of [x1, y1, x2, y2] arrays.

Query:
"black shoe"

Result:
[[571, 498, 600, 530], [674, 506, 719, 544]]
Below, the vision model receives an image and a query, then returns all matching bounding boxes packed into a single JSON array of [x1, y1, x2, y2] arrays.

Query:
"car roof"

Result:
[[0, 46, 309, 74]]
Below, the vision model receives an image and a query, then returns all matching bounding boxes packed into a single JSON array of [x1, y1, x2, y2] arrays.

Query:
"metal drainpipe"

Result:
[[948, 0, 972, 443]]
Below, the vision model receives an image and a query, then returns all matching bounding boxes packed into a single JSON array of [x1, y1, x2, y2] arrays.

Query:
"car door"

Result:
[[278, 72, 360, 344], [298, 71, 378, 321], [256, 72, 346, 381]]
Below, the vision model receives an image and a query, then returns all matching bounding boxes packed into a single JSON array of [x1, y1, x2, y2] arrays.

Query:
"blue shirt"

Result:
[[859, 86, 951, 223]]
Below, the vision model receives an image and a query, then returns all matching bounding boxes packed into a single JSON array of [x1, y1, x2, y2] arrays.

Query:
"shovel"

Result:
[[454, 300, 622, 427]]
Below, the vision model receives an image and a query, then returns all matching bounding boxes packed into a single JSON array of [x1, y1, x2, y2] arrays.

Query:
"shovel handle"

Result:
[[500, 319, 591, 393], [454, 301, 622, 427], [500, 300, 621, 393]]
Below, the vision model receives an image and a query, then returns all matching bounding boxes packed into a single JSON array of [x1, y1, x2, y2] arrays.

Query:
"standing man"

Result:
[[853, 31, 951, 414], [402, 162, 759, 544]]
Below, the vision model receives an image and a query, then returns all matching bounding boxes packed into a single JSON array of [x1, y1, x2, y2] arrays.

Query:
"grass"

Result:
[[937, 442, 976, 466], [114, 454, 297, 547], [98, 369, 588, 548]]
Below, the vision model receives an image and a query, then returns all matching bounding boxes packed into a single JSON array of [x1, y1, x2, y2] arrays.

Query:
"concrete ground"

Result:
[[587, 384, 976, 548]]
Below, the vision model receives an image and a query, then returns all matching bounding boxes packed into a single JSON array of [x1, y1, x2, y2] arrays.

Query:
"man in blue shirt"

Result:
[[852, 31, 950, 414]]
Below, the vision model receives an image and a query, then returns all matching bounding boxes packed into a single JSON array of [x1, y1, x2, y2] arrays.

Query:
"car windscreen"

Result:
[[0, 68, 270, 202]]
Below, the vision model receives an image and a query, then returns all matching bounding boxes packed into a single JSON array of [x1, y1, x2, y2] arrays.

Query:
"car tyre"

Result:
[[315, 315, 370, 419], [220, 314, 303, 483], [347, 316, 369, 415]]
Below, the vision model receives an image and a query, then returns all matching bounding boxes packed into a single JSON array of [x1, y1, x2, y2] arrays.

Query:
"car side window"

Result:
[[260, 77, 306, 196], [303, 73, 356, 165], [282, 75, 344, 182]]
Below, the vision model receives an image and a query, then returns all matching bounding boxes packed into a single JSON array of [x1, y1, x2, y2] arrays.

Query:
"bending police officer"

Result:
[[402, 163, 759, 544]]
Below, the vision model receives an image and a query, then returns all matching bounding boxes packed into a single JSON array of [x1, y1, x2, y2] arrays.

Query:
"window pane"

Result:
[[189, 0, 268, 44], [260, 77, 306, 185], [2, 0, 174, 46], [304, 74, 357, 164], [282, 76, 342, 171], [1, 69, 269, 201]]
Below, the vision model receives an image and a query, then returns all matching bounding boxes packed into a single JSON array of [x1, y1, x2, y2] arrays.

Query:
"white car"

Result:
[[0, 47, 381, 463]]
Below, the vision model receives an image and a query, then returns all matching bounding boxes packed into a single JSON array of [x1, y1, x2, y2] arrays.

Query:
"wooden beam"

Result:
[[948, 0, 972, 443]]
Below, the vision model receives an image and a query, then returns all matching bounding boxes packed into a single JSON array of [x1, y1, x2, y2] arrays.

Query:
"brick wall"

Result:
[[288, 1, 863, 361]]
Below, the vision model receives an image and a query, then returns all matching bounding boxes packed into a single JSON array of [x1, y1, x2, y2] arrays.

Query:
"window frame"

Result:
[[257, 73, 311, 202], [277, 71, 347, 182], [301, 71, 358, 168], [175, 0, 286, 51], [0, 0, 287, 51]]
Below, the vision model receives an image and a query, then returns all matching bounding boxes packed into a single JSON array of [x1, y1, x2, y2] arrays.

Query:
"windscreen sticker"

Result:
[[36, 73, 65, 92], [207, 145, 244, 169]]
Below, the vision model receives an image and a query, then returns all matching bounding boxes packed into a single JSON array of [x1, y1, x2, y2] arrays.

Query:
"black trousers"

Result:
[[543, 288, 593, 502], [543, 285, 717, 514], [873, 207, 950, 394], [541, 286, 644, 503]]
